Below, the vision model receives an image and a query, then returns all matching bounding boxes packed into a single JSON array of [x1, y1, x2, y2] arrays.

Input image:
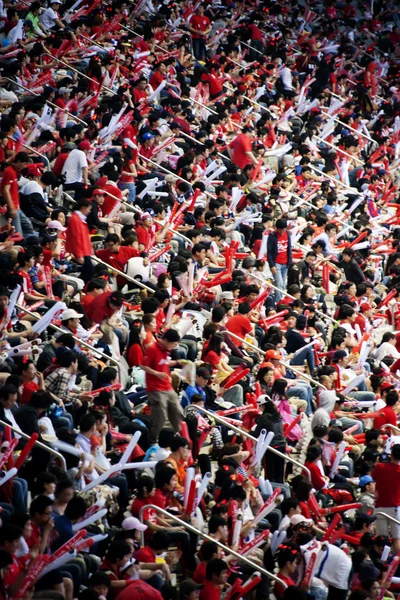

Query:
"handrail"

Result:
[[91, 256, 155, 294], [224, 328, 325, 390], [382, 424, 400, 434], [248, 271, 339, 327], [43, 53, 117, 96], [2, 77, 88, 127], [0, 418, 67, 470], [374, 511, 400, 527], [7, 135, 50, 172], [193, 405, 312, 481], [15, 303, 122, 379], [138, 504, 287, 587]]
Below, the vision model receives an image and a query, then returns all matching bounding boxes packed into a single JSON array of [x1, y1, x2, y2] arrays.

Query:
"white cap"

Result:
[[290, 514, 314, 526], [61, 309, 83, 321], [257, 394, 272, 405], [47, 220, 66, 232], [122, 517, 148, 532]]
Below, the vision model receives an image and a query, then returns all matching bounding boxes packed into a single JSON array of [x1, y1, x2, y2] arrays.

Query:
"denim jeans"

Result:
[[118, 182, 136, 203], [13, 477, 28, 513], [273, 263, 288, 301], [287, 383, 313, 415], [291, 346, 315, 372], [192, 37, 206, 61], [12, 209, 35, 236]]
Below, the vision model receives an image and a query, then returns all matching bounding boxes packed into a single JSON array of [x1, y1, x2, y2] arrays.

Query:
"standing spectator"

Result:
[[65, 198, 94, 282], [372, 443, 400, 551], [62, 141, 90, 199], [267, 219, 292, 301], [141, 329, 184, 443], [189, 5, 211, 61], [0, 152, 31, 236]]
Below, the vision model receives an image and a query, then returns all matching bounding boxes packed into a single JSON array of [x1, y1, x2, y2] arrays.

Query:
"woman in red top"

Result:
[[126, 321, 145, 368], [19, 360, 45, 405], [118, 146, 137, 204], [202, 332, 234, 383], [17, 249, 53, 305], [303, 445, 328, 490]]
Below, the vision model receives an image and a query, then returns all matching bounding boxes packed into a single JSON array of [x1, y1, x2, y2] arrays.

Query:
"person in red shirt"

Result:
[[52, 143, 74, 177], [65, 198, 94, 283], [373, 390, 399, 430], [81, 278, 108, 315], [96, 233, 141, 287], [372, 443, 400, 551], [0, 151, 30, 235], [189, 5, 211, 60], [303, 445, 328, 491], [85, 290, 124, 325], [273, 543, 299, 600], [228, 127, 257, 170], [141, 329, 184, 443], [193, 541, 219, 584], [199, 558, 229, 600], [100, 540, 144, 599], [133, 532, 170, 564], [19, 360, 45, 405], [225, 303, 253, 341]]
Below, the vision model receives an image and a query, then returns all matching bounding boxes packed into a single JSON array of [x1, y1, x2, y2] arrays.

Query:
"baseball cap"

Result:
[[358, 560, 380, 582], [79, 140, 91, 151], [59, 87, 72, 95], [92, 189, 105, 196], [141, 210, 154, 220], [360, 302, 373, 312], [56, 427, 77, 445], [121, 517, 148, 532], [359, 475, 374, 488], [290, 514, 314, 526], [380, 381, 394, 392], [141, 132, 154, 141], [265, 349, 281, 360], [355, 512, 376, 526], [63, 142, 75, 150], [26, 165, 42, 177], [41, 232, 58, 245], [61, 309, 83, 321], [180, 580, 203, 599], [47, 220, 66, 232], [170, 122, 181, 130], [332, 350, 347, 362], [257, 394, 271, 405]]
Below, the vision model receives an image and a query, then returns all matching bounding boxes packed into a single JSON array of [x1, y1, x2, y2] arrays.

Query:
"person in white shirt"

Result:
[[62, 140, 90, 198], [279, 57, 296, 97], [40, 0, 65, 31], [75, 412, 129, 510]]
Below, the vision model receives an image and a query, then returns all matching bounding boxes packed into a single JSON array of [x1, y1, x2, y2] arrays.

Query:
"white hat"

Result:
[[122, 517, 148, 532], [290, 514, 313, 526], [59, 87, 72, 95], [47, 220, 66, 232], [220, 291, 234, 300], [38, 417, 58, 443], [257, 394, 271, 405], [61, 309, 83, 321]]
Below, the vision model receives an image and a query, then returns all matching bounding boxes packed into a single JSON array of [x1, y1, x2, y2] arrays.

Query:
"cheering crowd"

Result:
[[0, 0, 398, 598]]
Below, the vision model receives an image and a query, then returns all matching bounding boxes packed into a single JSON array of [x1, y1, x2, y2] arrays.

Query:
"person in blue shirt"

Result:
[[181, 365, 208, 408]]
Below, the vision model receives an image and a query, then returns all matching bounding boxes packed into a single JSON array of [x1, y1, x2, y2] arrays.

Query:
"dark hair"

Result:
[[32, 473, 57, 497], [136, 476, 155, 498], [154, 466, 176, 489], [170, 435, 190, 452], [148, 531, 171, 551], [208, 516, 227, 534], [206, 558, 227, 580], [0, 525, 22, 545], [280, 498, 300, 516], [277, 543, 299, 568], [162, 329, 180, 343], [55, 478, 74, 497], [57, 350, 78, 368], [88, 571, 111, 589], [106, 541, 132, 563], [30, 390, 53, 410], [64, 496, 87, 521], [0, 384, 18, 402], [78, 413, 96, 433], [199, 541, 218, 561], [29, 494, 54, 517], [391, 444, 400, 461], [386, 390, 398, 407]]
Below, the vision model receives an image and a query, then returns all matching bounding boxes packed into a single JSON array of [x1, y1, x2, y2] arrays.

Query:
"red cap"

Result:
[[92, 189, 105, 196], [380, 382, 394, 391], [26, 166, 42, 177], [360, 302, 373, 312], [79, 140, 91, 151]]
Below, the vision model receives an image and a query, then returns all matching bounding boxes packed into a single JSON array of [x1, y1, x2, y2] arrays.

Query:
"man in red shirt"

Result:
[[373, 390, 399, 430], [85, 290, 124, 325], [96, 233, 141, 287], [225, 303, 253, 341], [228, 127, 258, 170], [141, 329, 184, 443], [199, 558, 229, 600], [1, 151, 30, 235], [373, 443, 400, 551], [189, 5, 211, 60], [267, 218, 293, 302], [273, 544, 298, 600], [193, 541, 219, 584]]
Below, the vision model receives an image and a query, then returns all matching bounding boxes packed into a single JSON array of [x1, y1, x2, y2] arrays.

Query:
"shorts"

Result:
[[375, 506, 400, 538]]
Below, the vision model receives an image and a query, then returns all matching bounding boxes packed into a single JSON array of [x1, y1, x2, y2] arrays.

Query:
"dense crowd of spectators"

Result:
[[0, 0, 398, 598]]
